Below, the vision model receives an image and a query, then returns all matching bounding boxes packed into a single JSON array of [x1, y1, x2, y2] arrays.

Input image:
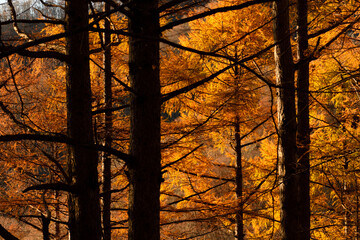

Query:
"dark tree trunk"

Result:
[[41, 214, 50, 240], [233, 54, 243, 240], [343, 155, 350, 239], [356, 174, 359, 239], [296, 0, 310, 239], [235, 117, 243, 240], [65, 0, 102, 239], [102, 2, 113, 240], [128, 1, 161, 240], [272, 0, 297, 238], [55, 191, 61, 240]]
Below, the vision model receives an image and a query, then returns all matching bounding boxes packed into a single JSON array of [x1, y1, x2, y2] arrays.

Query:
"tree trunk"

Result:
[[128, 1, 161, 240], [235, 116, 243, 240], [55, 191, 61, 240], [233, 52, 243, 240], [41, 214, 50, 240], [296, 0, 310, 239], [343, 155, 350, 239], [65, 0, 102, 239], [356, 174, 359, 239], [272, 0, 297, 238], [102, 2, 113, 240]]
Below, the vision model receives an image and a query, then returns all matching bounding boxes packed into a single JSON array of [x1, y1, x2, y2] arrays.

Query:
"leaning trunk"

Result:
[[272, 0, 297, 238], [128, 1, 161, 240], [296, 0, 310, 239], [65, 0, 102, 239]]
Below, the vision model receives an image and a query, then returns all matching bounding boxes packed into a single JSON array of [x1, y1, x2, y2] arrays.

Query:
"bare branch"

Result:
[[23, 183, 75, 193], [0, 224, 19, 240], [0, 134, 132, 163], [160, 0, 274, 32], [162, 144, 203, 169]]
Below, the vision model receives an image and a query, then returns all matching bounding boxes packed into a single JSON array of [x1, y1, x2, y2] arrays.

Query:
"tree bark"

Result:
[[233, 53, 243, 240], [296, 0, 310, 239], [356, 174, 359, 239], [128, 1, 161, 240], [55, 191, 61, 240], [102, 2, 113, 240], [65, 0, 102, 239], [272, 0, 297, 238], [343, 154, 350, 239], [235, 116, 243, 240], [41, 214, 50, 240]]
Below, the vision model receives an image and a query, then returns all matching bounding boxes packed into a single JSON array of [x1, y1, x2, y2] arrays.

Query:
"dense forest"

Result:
[[0, 0, 359, 239]]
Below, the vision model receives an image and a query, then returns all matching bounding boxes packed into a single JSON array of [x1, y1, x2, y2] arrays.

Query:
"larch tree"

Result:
[[159, 1, 277, 238], [127, 1, 161, 239], [5, 0, 360, 240], [102, 2, 113, 240], [272, 0, 297, 238], [296, 0, 310, 239], [65, 0, 101, 238]]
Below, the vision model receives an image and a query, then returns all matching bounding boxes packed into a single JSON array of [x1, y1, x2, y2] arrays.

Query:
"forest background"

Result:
[[0, 0, 359, 239]]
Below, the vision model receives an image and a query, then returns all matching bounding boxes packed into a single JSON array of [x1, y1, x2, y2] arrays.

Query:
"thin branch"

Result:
[[0, 19, 64, 25], [173, 167, 235, 182], [0, 224, 19, 240], [89, 58, 136, 94], [162, 95, 233, 149], [160, 0, 274, 32], [92, 104, 129, 115], [0, 134, 132, 163], [23, 183, 75, 193], [7, 0, 32, 41], [100, 184, 129, 196], [308, 6, 360, 39], [165, 180, 229, 206], [161, 42, 276, 102], [38, 148, 70, 183], [158, 0, 196, 12], [162, 144, 203, 169]]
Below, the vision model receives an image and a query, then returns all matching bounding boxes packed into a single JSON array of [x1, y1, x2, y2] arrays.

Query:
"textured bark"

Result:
[[296, 0, 310, 239], [102, 2, 113, 240], [65, 0, 101, 239], [272, 0, 297, 238], [128, 1, 161, 240]]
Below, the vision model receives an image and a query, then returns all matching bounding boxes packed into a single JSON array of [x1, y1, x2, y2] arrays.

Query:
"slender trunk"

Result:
[[55, 191, 60, 240], [356, 174, 359, 239], [296, 0, 310, 239], [128, 1, 161, 240], [272, 0, 297, 238], [233, 52, 243, 240], [65, 0, 101, 239], [235, 117, 243, 240], [41, 214, 50, 240], [343, 155, 350, 239], [102, 2, 112, 240]]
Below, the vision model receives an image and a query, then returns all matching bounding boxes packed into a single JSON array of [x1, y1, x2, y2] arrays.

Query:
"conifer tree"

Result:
[[272, 0, 297, 238]]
